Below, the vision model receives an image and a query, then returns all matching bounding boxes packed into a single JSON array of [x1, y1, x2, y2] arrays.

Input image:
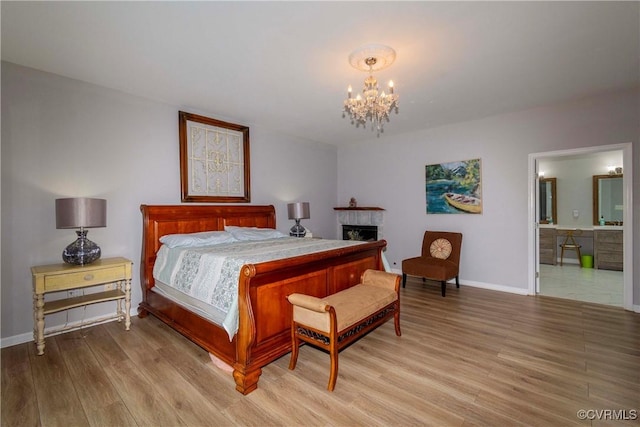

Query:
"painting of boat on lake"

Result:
[[426, 158, 482, 214]]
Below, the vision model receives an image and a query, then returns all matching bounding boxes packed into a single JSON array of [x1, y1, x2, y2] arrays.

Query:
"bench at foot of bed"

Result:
[[286, 269, 401, 391]]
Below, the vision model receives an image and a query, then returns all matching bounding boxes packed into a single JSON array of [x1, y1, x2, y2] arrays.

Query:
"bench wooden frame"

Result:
[[287, 270, 401, 391]]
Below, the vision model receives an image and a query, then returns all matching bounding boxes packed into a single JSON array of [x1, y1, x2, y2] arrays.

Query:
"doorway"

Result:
[[527, 143, 633, 310]]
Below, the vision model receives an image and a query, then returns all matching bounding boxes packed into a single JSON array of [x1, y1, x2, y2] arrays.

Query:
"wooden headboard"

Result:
[[139, 204, 276, 291]]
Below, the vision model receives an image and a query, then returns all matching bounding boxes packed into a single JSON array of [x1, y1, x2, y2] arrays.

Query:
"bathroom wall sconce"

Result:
[[608, 166, 623, 175]]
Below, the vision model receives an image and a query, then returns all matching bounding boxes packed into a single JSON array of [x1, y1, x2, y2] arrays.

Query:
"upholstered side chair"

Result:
[[401, 231, 463, 297]]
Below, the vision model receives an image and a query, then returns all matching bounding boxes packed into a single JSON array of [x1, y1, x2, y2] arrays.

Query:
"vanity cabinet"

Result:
[[539, 227, 557, 265], [594, 230, 623, 271]]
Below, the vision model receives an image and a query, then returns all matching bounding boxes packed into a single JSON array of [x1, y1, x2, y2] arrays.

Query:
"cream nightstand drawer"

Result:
[[44, 265, 126, 292]]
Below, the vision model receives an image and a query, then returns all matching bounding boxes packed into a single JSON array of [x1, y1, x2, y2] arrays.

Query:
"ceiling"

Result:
[[2, 2, 638, 146]]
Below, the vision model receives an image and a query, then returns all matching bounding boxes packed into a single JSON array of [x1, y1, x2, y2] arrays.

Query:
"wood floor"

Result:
[[3, 278, 639, 427]]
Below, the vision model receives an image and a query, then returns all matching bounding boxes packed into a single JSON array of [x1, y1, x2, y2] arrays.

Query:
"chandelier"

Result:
[[343, 44, 399, 134]]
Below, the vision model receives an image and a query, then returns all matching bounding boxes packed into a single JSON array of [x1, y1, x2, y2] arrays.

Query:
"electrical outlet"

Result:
[[104, 283, 118, 291]]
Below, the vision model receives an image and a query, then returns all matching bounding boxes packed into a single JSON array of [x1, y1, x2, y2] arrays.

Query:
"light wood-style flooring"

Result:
[[3, 278, 639, 426]]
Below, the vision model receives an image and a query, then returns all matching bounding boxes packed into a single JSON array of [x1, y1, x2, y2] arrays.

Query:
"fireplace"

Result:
[[334, 206, 385, 240], [342, 225, 378, 241]]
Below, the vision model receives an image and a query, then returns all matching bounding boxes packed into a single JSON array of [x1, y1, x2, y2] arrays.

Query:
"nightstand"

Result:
[[31, 257, 132, 355]]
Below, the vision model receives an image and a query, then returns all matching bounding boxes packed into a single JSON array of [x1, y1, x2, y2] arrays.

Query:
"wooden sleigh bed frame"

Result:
[[139, 204, 386, 394]]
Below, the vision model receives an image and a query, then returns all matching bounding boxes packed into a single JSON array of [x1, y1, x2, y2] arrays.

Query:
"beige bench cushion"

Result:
[[292, 284, 397, 333]]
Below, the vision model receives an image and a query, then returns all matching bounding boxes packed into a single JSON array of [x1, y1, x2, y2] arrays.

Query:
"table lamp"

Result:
[[287, 202, 310, 237], [56, 197, 107, 265]]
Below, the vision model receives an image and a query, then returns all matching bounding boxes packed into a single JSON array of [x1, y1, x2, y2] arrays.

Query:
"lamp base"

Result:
[[289, 220, 306, 238], [62, 230, 101, 265]]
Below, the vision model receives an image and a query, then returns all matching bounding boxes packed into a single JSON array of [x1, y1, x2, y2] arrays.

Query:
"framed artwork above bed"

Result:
[[179, 111, 250, 203]]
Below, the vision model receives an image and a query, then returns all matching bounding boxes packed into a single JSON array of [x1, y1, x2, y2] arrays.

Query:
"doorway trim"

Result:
[[527, 142, 633, 310]]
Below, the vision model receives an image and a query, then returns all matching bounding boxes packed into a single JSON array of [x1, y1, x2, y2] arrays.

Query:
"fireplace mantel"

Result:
[[333, 207, 385, 211]]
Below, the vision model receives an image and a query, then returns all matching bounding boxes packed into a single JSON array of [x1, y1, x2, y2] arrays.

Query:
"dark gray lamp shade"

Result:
[[55, 198, 107, 265], [287, 202, 310, 220], [287, 202, 310, 237], [56, 198, 107, 228]]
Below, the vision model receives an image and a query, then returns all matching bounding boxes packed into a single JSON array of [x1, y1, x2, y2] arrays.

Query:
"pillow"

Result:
[[429, 238, 452, 260], [160, 231, 237, 248], [224, 226, 287, 241]]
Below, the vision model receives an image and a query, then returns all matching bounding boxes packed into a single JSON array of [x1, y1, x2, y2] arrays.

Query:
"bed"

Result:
[[139, 204, 387, 394]]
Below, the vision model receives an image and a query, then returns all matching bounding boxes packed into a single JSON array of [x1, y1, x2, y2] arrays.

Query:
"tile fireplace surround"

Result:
[[334, 207, 385, 240]]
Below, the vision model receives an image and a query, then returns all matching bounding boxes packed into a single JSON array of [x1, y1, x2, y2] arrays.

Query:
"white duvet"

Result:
[[153, 237, 366, 340]]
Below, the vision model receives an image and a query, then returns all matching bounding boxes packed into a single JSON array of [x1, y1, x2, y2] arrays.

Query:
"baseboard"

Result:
[[458, 279, 530, 295], [1, 312, 130, 349], [392, 269, 530, 296]]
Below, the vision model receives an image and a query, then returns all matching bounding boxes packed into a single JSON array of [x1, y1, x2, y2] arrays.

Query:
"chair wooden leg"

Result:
[[441, 281, 446, 297], [455, 276, 460, 288], [402, 273, 407, 288], [394, 309, 402, 336], [576, 246, 582, 267]]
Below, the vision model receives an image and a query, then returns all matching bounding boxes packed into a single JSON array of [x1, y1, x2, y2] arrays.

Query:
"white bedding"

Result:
[[152, 237, 367, 340]]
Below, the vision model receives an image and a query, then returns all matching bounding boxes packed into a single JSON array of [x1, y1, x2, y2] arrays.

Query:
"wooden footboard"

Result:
[[139, 204, 386, 394]]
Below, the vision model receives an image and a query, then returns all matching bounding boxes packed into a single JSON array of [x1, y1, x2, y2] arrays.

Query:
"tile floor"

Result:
[[539, 263, 624, 306]]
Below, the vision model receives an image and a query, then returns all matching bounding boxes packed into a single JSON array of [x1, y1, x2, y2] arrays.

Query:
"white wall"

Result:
[[1, 62, 338, 343], [338, 89, 639, 300]]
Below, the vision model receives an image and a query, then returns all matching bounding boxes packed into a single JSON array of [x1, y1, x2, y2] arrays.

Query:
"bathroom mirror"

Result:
[[539, 177, 557, 224], [592, 174, 623, 225]]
